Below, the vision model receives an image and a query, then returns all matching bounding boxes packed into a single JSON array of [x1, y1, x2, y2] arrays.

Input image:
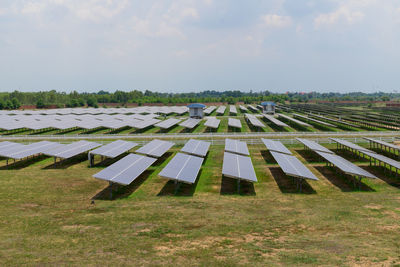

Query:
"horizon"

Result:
[[1, 1, 399, 93]]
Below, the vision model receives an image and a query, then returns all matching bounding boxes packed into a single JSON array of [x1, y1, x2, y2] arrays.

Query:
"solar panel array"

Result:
[[159, 153, 204, 184], [296, 138, 334, 154], [135, 139, 174, 158], [0, 106, 188, 116], [229, 105, 237, 114], [155, 118, 181, 129], [93, 154, 157, 185], [297, 138, 377, 179], [179, 118, 202, 129], [228, 118, 242, 129], [44, 140, 101, 159], [315, 150, 377, 179], [262, 114, 289, 127], [204, 106, 216, 115], [270, 151, 318, 181], [181, 139, 210, 157], [364, 137, 400, 152], [278, 114, 311, 127], [216, 106, 226, 115], [330, 138, 374, 154], [245, 114, 265, 128], [0, 141, 62, 160], [0, 113, 162, 131], [222, 152, 257, 182], [204, 117, 220, 129], [293, 114, 336, 128], [362, 151, 400, 170], [239, 105, 248, 112], [89, 140, 138, 158], [247, 105, 259, 112], [225, 139, 250, 156], [261, 138, 292, 155]]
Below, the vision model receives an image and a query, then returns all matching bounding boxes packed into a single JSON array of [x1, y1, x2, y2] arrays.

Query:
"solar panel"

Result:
[[261, 138, 292, 155], [245, 114, 266, 128], [89, 140, 138, 158], [1, 141, 62, 160], [181, 139, 210, 157], [315, 150, 377, 179], [155, 118, 181, 129], [330, 138, 374, 154], [0, 142, 26, 155], [222, 152, 257, 182], [159, 153, 203, 184], [278, 114, 311, 127], [179, 118, 202, 129], [362, 151, 400, 170], [0, 141, 20, 151], [293, 114, 336, 127], [216, 106, 226, 114], [228, 118, 242, 129], [225, 138, 250, 156], [93, 154, 156, 185], [239, 105, 248, 112], [135, 139, 174, 158], [364, 137, 400, 152], [270, 151, 318, 180], [296, 138, 334, 154], [263, 114, 289, 127], [43, 140, 101, 159], [229, 105, 237, 114], [247, 105, 259, 112], [204, 117, 220, 129]]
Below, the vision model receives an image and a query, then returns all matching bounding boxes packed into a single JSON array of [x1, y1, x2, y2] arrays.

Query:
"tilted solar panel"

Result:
[[222, 152, 257, 182], [155, 118, 181, 129], [270, 151, 318, 180], [228, 118, 242, 129], [315, 150, 377, 179], [43, 140, 101, 159], [225, 138, 250, 156], [296, 138, 334, 154], [135, 139, 174, 158], [5, 141, 62, 160], [330, 138, 374, 154], [261, 138, 292, 155], [204, 118, 220, 128], [89, 140, 138, 158], [93, 154, 157, 185], [159, 153, 203, 184], [181, 139, 210, 157]]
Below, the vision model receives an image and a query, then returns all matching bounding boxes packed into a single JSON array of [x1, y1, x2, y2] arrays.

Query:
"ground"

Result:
[[1, 144, 400, 266]]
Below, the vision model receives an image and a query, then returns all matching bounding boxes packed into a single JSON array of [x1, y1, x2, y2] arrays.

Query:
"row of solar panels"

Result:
[[2, 137, 398, 189], [0, 115, 204, 131], [0, 106, 188, 116]]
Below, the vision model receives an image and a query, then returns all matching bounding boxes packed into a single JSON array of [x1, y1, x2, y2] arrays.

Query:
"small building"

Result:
[[187, 103, 206, 118], [261, 101, 276, 114]]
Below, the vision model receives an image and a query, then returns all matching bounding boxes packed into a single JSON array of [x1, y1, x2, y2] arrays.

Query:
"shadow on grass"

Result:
[[43, 154, 88, 169], [260, 150, 275, 164], [0, 155, 48, 170], [157, 170, 201, 196], [314, 166, 375, 192], [92, 169, 154, 200], [269, 167, 316, 194], [295, 149, 323, 163], [219, 175, 256, 195], [152, 152, 173, 166], [363, 165, 400, 189]]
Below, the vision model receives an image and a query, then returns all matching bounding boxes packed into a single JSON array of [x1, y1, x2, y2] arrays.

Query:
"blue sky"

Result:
[[0, 0, 399, 93]]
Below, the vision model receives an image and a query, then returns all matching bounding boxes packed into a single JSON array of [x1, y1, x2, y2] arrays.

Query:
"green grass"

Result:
[[1, 144, 400, 265]]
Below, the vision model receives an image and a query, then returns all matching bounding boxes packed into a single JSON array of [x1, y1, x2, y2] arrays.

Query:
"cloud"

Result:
[[314, 6, 364, 28], [261, 14, 292, 28]]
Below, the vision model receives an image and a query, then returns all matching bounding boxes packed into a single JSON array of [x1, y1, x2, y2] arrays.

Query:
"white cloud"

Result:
[[261, 14, 292, 28], [21, 2, 46, 14], [314, 6, 364, 28]]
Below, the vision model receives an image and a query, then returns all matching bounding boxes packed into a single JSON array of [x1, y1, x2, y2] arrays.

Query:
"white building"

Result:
[[261, 101, 276, 114], [187, 103, 206, 118]]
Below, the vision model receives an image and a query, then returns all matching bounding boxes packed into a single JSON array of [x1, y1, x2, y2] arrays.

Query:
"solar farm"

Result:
[[2, 103, 400, 265]]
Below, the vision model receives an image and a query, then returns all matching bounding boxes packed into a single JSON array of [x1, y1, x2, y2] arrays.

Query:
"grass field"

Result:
[[1, 144, 400, 266]]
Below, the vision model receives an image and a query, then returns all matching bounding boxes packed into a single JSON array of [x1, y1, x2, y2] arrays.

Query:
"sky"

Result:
[[0, 0, 399, 93]]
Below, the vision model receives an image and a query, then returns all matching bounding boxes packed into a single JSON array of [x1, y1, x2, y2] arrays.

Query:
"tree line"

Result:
[[0, 90, 398, 109]]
